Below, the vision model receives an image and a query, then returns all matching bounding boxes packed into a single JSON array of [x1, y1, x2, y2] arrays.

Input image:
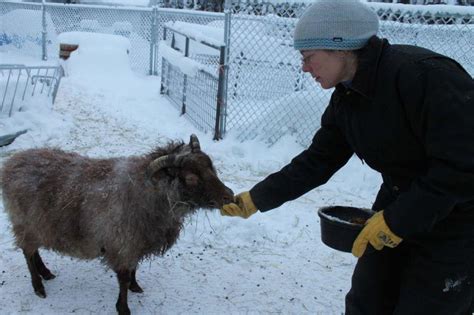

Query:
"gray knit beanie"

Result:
[[294, 0, 379, 51]]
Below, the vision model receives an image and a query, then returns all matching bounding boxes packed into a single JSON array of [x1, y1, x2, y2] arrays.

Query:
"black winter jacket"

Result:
[[250, 36, 474, 239]]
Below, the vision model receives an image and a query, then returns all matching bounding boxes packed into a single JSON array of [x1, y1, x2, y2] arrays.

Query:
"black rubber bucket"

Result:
[[318, 206, 375, 253]]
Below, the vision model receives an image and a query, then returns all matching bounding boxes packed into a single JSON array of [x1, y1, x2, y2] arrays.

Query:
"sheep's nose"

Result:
[[223, 187, 234, 204], [222, 195, 233, 205]]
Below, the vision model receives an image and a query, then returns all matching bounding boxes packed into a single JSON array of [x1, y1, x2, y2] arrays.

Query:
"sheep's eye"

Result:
[[184, 173, 199, 186]]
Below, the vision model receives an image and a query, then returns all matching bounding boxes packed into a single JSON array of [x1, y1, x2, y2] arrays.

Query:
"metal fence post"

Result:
[[181, 37, 190, 115], [41, 0, 47, 61], [215, 0, 232, 140], [149, 6, 158, 75], [160, 27, 168, 94], [214, 45, 226, 140]]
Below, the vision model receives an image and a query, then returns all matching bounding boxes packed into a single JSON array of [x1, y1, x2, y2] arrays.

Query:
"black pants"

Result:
[[345, 184, 474, 315], [345, 240, 474, 315]]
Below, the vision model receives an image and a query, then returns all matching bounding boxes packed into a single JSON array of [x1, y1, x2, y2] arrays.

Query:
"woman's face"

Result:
[[301, 50, 355, 89]]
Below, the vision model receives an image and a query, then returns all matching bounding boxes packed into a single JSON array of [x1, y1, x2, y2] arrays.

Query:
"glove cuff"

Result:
[[380, 212, 402, 242], [241, 191, 258, 213]]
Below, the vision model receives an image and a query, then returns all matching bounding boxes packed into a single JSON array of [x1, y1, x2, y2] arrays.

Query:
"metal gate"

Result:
[[159, 23, 228, 139], [0, 64, 63, 118]]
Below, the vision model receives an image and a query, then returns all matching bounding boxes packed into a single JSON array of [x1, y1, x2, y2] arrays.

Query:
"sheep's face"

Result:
[[147, 134, 234, 210], [173, 152, 233, 209]]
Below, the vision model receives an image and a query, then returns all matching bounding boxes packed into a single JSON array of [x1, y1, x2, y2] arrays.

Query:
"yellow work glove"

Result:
[[220, 191, 257, 219], [352, 210, 403, 258]]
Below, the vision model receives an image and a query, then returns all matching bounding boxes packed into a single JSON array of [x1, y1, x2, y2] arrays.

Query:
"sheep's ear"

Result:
[[184, 173, 199, 186]]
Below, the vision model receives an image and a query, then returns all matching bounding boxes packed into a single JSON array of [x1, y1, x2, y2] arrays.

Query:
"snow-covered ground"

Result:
[[0, 32, 383, 314]]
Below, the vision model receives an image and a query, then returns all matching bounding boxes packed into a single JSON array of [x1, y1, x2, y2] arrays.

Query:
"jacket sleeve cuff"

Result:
[[383, 183, 456, 238]]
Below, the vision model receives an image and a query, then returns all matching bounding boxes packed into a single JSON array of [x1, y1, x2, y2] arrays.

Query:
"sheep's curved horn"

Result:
[[148, 154, 186, 177], [190, 134, 201, 152], [148, 155, 175, 175]]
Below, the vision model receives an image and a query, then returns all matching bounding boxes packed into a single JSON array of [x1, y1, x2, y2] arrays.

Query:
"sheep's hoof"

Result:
[[34, 288, 47, 299], [116, 303, 131, 315], [41, 273, 56, 281], [129, 283, 143, 293]]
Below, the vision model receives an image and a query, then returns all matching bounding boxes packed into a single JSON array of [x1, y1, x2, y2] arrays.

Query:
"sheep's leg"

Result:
[[23, 250, 46, 298], [129, 269, 143, 293], [33, 251, 56, 280], [115, 270, 131, 315]]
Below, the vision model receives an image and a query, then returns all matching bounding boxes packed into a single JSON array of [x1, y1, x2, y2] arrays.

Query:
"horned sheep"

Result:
[[1, 134, 233, 314]]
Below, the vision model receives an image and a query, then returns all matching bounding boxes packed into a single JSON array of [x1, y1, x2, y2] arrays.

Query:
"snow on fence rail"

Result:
[[0, 1, 472, 145]]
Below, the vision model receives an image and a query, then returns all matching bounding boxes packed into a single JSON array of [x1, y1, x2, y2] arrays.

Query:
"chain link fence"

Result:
[[1, 1, 472, 146], [0, 2, 52, 59], [45, 3, 153, 73], [225, 2, 473, 145], [373, 3, 473, 74]]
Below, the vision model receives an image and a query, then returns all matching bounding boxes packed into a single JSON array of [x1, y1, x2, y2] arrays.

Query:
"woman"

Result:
[[221, 0, 474, 314]]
